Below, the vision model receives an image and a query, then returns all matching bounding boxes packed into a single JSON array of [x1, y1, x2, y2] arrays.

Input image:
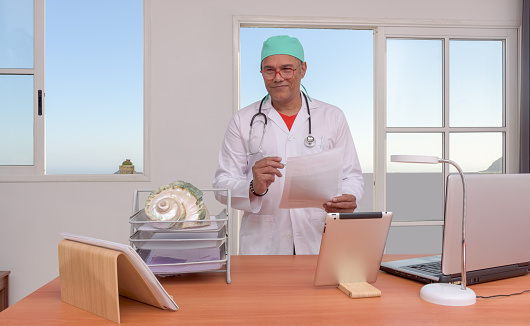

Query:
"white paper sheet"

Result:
[[279, 147, 343, 209]]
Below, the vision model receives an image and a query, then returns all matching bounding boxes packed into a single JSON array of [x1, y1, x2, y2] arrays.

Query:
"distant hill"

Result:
[[481, 157, 502, 173]]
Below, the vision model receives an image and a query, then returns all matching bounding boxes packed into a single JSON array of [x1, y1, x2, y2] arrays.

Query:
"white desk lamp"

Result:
[[390, 155, 476, 306]]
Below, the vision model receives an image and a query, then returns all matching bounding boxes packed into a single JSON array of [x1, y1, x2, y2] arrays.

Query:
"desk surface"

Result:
[[1, 255, 529, 325]]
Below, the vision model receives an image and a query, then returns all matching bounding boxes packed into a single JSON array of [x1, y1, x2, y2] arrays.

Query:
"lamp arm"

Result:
[[439, 159, 467, 290]]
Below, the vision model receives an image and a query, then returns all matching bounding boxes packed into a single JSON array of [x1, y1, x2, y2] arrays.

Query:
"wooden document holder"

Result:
[[338, 282, 381, 299], [58, 240, 165, 323]]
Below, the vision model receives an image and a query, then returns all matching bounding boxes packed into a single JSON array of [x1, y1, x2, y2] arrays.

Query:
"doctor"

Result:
[[213, 35, 364, 255]]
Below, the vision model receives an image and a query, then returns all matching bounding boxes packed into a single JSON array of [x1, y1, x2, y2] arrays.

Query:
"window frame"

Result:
[[0, 0, 45, 176], [0, 0, 150, 182], [234, 18, 519, 222], [375, 27, 519, 221]]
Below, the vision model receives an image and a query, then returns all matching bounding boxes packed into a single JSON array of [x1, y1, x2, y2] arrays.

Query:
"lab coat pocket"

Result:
[[317, 136, 331, 151], [309, 212, 326, 234], [240, 214, 274, 254]]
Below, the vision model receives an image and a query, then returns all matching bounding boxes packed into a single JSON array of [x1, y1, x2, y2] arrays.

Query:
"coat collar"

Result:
[[260, 92, 318, 134]]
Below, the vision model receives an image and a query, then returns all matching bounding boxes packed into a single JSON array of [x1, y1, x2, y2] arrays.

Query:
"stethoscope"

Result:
[[248, 92, 315, 155]]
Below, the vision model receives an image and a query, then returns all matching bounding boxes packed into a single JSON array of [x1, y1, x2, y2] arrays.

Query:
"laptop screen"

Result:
[[441, 174, 530, 274]]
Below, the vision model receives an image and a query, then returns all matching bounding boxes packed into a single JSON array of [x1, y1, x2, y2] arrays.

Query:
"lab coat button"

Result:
[[288, 136, 294, 141], [286, 233, 293, 239]]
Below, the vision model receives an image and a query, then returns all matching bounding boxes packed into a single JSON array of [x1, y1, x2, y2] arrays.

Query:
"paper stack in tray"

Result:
[[129, 209, 228, 275]]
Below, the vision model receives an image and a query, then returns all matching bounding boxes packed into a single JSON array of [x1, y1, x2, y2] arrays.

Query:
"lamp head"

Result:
[[390, 155, 440, 164]]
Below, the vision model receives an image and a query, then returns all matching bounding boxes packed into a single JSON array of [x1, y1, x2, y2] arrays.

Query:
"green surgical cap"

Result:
[[261, 35, 304, 63]]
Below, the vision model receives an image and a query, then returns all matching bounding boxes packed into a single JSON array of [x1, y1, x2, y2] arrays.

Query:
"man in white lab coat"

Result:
[[213, 35, 364, 255]]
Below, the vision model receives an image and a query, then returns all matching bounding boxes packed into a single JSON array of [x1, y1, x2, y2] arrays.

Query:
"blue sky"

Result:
[[44, 0, 143, 174]]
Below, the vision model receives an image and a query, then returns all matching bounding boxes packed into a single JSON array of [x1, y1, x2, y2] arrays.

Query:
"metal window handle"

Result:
[[38, 90, 43, 116]]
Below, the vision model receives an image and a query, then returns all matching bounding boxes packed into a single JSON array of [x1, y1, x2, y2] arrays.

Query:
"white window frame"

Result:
[[0, 0, 150, 182], [375, 26, 519, 227], [0, 0, 45, 177]]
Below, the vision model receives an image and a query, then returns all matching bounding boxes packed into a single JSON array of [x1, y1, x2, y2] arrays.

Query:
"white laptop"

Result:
[[380, 173, 530, 285]]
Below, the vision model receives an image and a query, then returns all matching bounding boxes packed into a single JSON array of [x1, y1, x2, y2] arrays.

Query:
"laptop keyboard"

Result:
[[404, 261, 442, 275]]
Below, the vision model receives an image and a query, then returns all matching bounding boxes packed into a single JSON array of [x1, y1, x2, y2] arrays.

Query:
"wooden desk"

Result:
[[1, 255, 529, 325], [0, 271, 9, 312]]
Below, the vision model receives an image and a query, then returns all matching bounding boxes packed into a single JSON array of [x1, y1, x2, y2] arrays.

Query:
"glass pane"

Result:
[[450, 40, 503, 127], [387, 39, 443, 127], [387, 133, 442, 173], [45, 0, 143, 174], [385, 226, 442, 254], [387, 172, 444, 221], [240, 28, 374, 173], [0, 75, 33, 165], [449, 132, 503, 173], [0, 0, 34, 68], [387, 133, 444, 221]]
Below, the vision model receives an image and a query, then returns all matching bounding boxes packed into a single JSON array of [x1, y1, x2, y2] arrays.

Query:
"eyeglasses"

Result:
[[260, 66, 300, 80]]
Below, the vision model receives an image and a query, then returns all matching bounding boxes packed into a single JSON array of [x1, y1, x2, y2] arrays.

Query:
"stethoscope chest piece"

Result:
[[304, 135, 316, 147]]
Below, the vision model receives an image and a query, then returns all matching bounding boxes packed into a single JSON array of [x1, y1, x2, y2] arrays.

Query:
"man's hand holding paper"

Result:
[[323, 194, 357, 213], [250, 156, 285, 197], [279, 148, 355, 211]]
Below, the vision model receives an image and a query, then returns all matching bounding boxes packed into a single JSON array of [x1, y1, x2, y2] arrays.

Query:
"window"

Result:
[[240, 26, 374, 211], [0, 0, 144, 178], [383, 28, 517, 253], [0, 0, 43, 175]]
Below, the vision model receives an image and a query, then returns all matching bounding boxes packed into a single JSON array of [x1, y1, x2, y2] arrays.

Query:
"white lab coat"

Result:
[[213, 93, 364, 255]]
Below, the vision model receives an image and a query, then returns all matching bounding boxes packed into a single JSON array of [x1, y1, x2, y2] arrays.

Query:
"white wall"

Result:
[[0, 0, 522, 306]]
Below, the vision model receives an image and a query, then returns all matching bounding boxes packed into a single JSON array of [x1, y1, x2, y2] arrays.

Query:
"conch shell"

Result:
[[145, 180, 209, 229]]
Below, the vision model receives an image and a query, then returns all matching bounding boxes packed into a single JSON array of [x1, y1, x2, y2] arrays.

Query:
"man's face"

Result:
[[261, 54, 306, 105]]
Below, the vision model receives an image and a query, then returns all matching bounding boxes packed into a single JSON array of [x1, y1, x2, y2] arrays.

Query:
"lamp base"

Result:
[[420, 283, 476, 306]]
